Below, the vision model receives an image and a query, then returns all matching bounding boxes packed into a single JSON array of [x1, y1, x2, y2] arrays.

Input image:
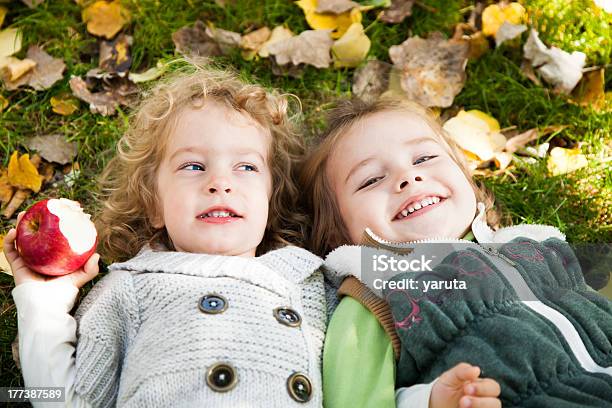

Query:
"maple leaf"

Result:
[[7, 151, 42, 193], [82, 0, 131, 40]]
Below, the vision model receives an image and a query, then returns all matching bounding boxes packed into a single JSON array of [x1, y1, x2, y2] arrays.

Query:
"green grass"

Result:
[[1, 0, 610, 391]]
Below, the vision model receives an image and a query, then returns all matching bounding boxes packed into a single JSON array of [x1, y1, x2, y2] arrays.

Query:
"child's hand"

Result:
[[430, 363, 501, 408], [3, 211, 100, 288]]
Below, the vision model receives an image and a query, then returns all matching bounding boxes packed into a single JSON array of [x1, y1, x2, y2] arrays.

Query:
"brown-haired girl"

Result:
[[7, 59, 326, 407], [301, 97, 612, 408]]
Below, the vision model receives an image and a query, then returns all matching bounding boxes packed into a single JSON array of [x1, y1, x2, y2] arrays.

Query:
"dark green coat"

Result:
[[385, 238, 612, 407]]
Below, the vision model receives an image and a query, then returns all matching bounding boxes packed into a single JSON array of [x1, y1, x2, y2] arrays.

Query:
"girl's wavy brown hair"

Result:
[[300, 97, 505, 257], [96, 58, 307, 263]]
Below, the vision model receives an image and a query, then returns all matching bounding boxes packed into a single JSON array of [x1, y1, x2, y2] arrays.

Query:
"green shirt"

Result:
[[323, 296, 396, 408]]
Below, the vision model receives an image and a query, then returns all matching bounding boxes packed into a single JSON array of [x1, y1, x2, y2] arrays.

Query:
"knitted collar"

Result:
[[109, 245, 323, 286], [323, 203, 565, 288]]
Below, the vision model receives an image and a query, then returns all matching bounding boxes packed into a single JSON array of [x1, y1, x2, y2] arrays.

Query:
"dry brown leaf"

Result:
[[0, 169, 14, 205], [268, 29, 333, 69], [25, 134, 78, 165], [82, 0, 131, 40], [2, 188, 29, 219], [316, 0, 360, 14], [505, 128, 539, 154], [206, 24, 241, 54], [2, 45, 65, 91], [241, 26, 271, 52], [172, 20, 229, 57], [69, 76, 136, 116], [572, 68, 605, 110], [99, 33, 132, 74], [352, 59, 391, 102], [2, 57, 36, 81], [381, 0, 415, 24], [50, 95, 79, 115], [40, 162, 55, 184], [258, 26, 294, 58], [389, 32, 469, 108], [7, 151, 42, 192], [467, 31, 489, 60]]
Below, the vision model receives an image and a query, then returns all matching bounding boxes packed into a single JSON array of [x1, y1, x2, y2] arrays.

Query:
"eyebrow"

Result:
[[344, 136, 438, 184], [169, 146, 266, 164]]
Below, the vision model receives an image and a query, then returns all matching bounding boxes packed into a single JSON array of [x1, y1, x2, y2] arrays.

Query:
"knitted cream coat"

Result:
[[73, 245, 326, 408]]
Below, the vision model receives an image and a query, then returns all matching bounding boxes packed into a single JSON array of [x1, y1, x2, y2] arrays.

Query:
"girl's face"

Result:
[[327, 110, 477, 244], [153, 101, 272, 256]]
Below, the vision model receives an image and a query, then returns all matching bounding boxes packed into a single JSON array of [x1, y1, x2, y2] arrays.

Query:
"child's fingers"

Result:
[[464, 379, 501, 397], [442, 363, 480, 384], [69, 253, 100, 288], [460, 396, 501, 408], [16, 210, 25, 223], [2, 228, 18, 262]]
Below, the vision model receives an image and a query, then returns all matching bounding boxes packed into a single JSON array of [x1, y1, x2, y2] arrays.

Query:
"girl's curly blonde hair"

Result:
[[300, 97, 504, 257], [96, 58, 307, 262]]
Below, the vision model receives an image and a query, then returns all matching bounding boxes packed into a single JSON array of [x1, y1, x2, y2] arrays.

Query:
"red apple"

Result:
[[15, 198, 98, 276]]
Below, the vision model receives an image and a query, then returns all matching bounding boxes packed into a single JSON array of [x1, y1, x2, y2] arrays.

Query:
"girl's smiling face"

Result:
[[327, 110, 477, 244]]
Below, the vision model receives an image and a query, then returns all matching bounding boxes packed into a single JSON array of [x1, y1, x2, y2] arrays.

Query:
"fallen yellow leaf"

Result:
[[0, 6, 7, 29], [0, 28, 22, 61], [573, 68, 605, 111], [482, 2, 526, 37], [0, 169, 14, 204], [296, 0, 362, 39], [332, 22, 370, 68], [7, 151, 42, 193], [0, 245, 12, 276], [82, 0, 131, 40], [442, 110, 506, 162], [547, 147, 588, 176], [51, 95, 79, 115], [0, 94, 7, 112], [2, 57, 36, 81]]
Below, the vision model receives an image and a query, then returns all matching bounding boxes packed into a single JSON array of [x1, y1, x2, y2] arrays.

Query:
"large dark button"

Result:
[[199, 294, 227, 314], [274, 307, 301, 327], [287, 372, 312, 403], [206, 363, 237, 392]]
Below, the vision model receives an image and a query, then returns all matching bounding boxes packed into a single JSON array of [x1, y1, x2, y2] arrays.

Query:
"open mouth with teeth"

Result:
[[198, 210, 241, 219], [394, 196, 443, 220]]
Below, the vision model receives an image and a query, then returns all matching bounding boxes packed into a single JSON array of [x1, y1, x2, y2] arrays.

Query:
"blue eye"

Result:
[[238, 164, 258, 172], [182, 163, 205, 171], [414, 155, 437, 165]]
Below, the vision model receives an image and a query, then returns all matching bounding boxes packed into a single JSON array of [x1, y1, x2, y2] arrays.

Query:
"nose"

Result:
[[207, 177, 232, 194], [396, 175, 423, 192]]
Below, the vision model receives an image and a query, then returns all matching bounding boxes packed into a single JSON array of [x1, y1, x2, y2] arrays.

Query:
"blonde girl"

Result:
[[6, 59, 327, 407]]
